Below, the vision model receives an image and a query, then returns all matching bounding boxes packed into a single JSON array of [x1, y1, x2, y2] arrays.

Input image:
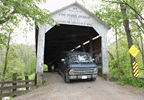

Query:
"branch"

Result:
[[135, 15, 144, 28], [132, 35, 142, 54], [124, 2, 144, 20], [134, 22, 144, 33], [103, 0, 144, 20], [0, 11, 15, 25]]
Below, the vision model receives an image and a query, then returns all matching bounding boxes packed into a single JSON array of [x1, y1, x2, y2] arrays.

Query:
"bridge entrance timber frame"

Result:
[[35, 2, 111, 85]]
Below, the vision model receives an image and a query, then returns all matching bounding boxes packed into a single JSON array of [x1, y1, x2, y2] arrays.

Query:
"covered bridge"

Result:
[[35, 2, 111, 84]]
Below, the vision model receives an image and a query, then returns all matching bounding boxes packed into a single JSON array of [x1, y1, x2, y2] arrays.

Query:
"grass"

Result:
[[42, 81, 49, 86], [117, 77, 144, 88]]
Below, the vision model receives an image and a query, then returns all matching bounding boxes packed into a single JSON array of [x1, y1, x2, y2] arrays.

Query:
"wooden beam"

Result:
[[50, 33, 90, 38], [81, 43, 86, 52], [0, 90, 29, 98], [89, 36, 93, 57], [0, 84, 32, 91], [70, 36, 90, 50], [0, 80, 34, 84]]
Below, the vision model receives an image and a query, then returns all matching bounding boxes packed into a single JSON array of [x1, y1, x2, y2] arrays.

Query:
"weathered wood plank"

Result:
[[0, 80, 35, 84], [0, 90, 29, 98], [89, 36, 93, 57], [13, 73, 17, 97], [0, 84, 32, 91], [81, 43, 86, 52], [71, 36, 90, 50], [25, 76, 29, 91]]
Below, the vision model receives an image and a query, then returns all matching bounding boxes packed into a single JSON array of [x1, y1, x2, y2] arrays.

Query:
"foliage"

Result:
[[0, 0, 58, 81], [108, 37, 144, 78], [0, 0, 56, 27], [42, 81, 48, 86], [0, 43, 36, 81], [44, 64, 48, 71], [118, 77, 144, 88], [28, 73, 35, 80]]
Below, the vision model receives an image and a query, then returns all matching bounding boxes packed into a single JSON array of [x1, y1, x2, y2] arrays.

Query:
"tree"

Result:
[[92, 0, 143, 77], [92, 1, 123, 78], [0, 0, 58, 46], [13, 44, 36, 76], [0, 0, 56, 26], [0, 0, 57, 86]]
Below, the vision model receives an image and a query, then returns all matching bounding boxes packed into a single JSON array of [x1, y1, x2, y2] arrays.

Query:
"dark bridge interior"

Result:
[[35, 24, 100, 66]]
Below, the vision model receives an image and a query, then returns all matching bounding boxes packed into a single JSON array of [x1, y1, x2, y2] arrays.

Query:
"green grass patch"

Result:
[[118, 77, 144, 88], [42, 81, 49, 86]]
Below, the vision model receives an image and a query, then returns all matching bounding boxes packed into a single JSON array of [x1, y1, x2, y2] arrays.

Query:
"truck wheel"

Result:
[[64, 72, 70, 83], [92, 78, 96, 81]]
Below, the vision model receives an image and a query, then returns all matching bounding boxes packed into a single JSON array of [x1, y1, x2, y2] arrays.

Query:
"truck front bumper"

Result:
[[69, 74, 97, 80]]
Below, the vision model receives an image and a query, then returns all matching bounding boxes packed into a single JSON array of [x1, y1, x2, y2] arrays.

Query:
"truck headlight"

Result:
[[69, 69, 74, 75], [94, 68, 98, 73]]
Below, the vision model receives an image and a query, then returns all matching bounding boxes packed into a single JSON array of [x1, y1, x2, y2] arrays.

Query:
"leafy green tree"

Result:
[[92, 2, 124, 78], [0, 0, 56, 26], [0, 0, 57, 86], [103, 0, 144, 72], [0, 0, 57, 49]]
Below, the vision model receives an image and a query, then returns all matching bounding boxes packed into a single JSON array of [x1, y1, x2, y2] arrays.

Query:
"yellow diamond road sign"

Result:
[[128, 45, 139, 58]]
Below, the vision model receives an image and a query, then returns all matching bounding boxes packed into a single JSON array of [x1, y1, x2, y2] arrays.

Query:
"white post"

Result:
[[101, 35, 109, 74], [92, 25, 109, 74], [36, 26, 45, 85], [36, 24, 53, 85]]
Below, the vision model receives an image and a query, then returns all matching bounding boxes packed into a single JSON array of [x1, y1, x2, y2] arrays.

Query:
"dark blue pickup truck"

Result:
[[57, 51, 98, 83]]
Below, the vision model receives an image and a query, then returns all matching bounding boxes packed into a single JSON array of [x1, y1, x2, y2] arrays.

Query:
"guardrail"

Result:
[[0, 73, 35, 99]]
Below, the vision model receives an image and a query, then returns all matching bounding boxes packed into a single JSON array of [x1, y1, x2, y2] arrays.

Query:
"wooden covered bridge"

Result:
[[35, 2, 111, 85]]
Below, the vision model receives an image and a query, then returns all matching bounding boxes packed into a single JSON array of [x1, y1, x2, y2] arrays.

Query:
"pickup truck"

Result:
[[57, 51, 98, 83]]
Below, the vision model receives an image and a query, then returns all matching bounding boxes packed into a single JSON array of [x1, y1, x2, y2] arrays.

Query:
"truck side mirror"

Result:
[[61, 59, 65, 62]]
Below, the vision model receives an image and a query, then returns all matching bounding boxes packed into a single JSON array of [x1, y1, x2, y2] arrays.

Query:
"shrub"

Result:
[[118, 77, 144, 88]]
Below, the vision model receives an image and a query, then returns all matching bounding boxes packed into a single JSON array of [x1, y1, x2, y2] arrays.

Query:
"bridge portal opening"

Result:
[[35, 2, 110, 85], [36, 24, 102, 72]]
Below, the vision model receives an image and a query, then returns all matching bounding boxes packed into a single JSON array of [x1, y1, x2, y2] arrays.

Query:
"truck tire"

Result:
[[64, 72, 70, 83], [92, 78, 96, 81]]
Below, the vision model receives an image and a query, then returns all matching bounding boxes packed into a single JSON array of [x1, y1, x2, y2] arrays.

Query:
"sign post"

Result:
[[128, 45, 139, 77]]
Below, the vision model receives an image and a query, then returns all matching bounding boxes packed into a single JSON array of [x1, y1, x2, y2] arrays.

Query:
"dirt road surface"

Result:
[[12, 72, 144, 100]]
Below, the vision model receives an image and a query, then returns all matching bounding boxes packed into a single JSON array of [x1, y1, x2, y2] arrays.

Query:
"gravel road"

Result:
[[12, 72, 144, 100]]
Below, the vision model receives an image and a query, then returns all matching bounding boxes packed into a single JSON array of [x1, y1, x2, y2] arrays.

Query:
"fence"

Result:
[[0, 73, 35, 99]]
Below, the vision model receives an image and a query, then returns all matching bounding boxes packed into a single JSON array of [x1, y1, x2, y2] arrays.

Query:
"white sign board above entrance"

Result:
[[53, 6, 92, 26]]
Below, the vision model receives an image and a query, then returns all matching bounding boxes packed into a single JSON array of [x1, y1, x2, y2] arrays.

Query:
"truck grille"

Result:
[[72, 68, 95, 75]]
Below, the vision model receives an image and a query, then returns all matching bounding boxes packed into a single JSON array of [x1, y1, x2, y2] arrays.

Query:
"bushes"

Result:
[[118, 77, 144, 88], [108, 37, 144, 88], [28, 73, 35, 80]]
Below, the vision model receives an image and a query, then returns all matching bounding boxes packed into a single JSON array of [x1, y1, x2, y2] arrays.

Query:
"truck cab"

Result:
[[58, 51, 98, 83]]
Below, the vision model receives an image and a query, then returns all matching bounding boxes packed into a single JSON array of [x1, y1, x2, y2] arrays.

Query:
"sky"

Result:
[[12, 0, 113, 45]]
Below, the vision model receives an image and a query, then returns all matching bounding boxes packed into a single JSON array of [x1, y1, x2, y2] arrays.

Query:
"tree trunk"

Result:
[[134, 35, 144, 68], [115, 28, 121, 79], [140, 37, 144, 68], [0, 49, 3, 80], [107, 50, 114, 60], [2, 32, 12, 86], [120, 3, 134, 77]]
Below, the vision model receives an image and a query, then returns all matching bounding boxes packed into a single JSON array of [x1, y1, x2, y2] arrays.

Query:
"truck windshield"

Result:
[[68, 54, 92, 62]]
